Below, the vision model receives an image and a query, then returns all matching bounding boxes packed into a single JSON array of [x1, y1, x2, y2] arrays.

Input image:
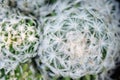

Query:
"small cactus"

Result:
[[0, 5, 40, 74], [36, 0, 120, 79], [0, 60, 43, 80]]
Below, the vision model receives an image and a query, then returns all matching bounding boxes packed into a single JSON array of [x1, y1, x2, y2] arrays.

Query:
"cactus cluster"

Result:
[[0, 0, 119, 80]]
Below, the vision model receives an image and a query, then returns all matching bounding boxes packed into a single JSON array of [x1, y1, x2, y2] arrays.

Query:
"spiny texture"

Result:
[[0, 0, 119, 80], [0, 60, 43, 80], [0, 5, 40, 74], [16, 0, 45, 16], [0, 0, 46, 17], [36, 0, 120, 79]]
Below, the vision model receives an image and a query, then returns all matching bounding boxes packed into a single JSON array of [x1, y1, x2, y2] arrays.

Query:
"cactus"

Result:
[[0, 60, 43, 80], [36, 0, 120, 79], [0, 5, 40, 74], [0, 0, 119, 80]]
